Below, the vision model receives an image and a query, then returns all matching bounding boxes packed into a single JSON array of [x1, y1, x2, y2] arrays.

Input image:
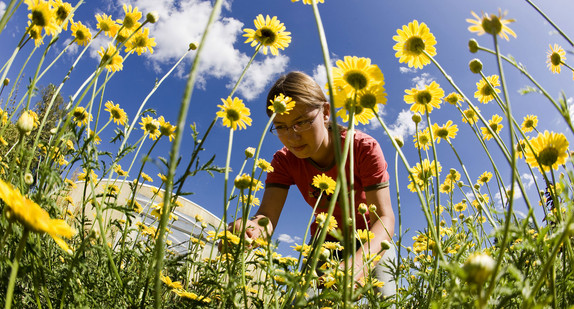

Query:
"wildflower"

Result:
[[466, 10, 516, 41], [432, 120, 458, 143], [146, 11, 159, 24], [268, 93, 296, 115], [158, 173, 167, 182], [131, 200, 143, 213], [454, 201, 467, 212], [27, 22, 44, 46], [120, 4, 142, 30], [394, 135, 404, 148], [234, 173, 263, 192], [445, 169, 461, 184], [404, 81, 444, 114], [468, 39, 479, 53], [0, 137, 7, 146], [140, 172, 152, 182], [468, 58, 483, 74], [95, 13, 119, 37], [24, 172, 34, 185], [521, 115, 538, 133], [240, 194, 260, 207], [98, 43, 124, 72], [216, 97, 252, 130], [126, 27, 156, 55], [332, 56, 385, 96], [194, 214, 204, 222], [515, 139, 528, 159], [78, 168, 97, 182], [155, 116, 176, 142], [104, 101, 127, 126], [407, 159, 442, 192], [481, 114, 503, 141], [291, 0, 325, 4], [0, 179, 75, 252], [547, 44, 566, 74], [51, 0, 73, 30], [140, 115, 161, 140], [256, 158, 274, 173], [25, 0, 60, 35], [3, 78, 9, 86], [160, 274, 183, 290], [113, 164, 128, 177], [440, 181, 453, 194], [413, 128, 432, 151], [335, 94, 378, 125], [65, 178, 76, 188], [17, 110, 35, 134], [243, 14, 291, 56], [70, 21, 91, 46], [312, 173, 336, 195], [411, 113, 422, 124], [471, 194, 489, 210], [245, 147, 256, 158], [477, 171, 492, 185], [207, 231, 240, 245], [444, 92, 462, 106], [86, 128, 101, 144], [463, 252, 495, 284], [358, 203, 368, 215], [524, 131, 569, 172], [316, 212, 338, 232], [474, 75, 501, 104], [392, 20, 437, 69], [462, 106, 479, 125]]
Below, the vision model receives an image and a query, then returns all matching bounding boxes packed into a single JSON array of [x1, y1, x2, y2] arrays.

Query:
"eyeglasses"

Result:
[[270, 109, 322, 136]]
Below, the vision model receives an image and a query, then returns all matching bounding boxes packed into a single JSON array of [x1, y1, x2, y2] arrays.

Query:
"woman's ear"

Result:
[[322, 102, 330, 120]]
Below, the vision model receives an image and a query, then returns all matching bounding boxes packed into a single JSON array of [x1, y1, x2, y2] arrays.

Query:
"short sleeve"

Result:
[[355, 133, 389, 191]]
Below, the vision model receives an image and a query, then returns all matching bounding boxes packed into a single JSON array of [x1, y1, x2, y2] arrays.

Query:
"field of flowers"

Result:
[[0, 0, 573, 308]]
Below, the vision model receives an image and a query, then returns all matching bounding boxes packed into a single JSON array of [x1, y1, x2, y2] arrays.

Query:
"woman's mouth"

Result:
[[291, 145, 306, 152]]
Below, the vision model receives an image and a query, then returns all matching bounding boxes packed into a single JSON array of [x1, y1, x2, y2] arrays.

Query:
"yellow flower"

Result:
[[291, 0, 324, 4], [547, 44, 566, 74], [474, 75, 501, 104], [407, 159, 442, 192], [120, 4, 142, 30], [268, 93, 295, 115], [439, 181, 454, 194], [462, 106, 479, 125], [315, 212, 338, 232], [524, 130, 569, 172], [454, 201, 467, 212], [71, 106, 91, 127], [413, 128, 432, 151], [113, 164, 128, 177], [51, 0, 73, 30], [332, 56, 385, 96], [158, 173, 167, 182], [78, 168, 97, 182], [140, 115, 161, 140], [481, 114, 503, 141], [393, 20, 437, 69], [25, 0, 60, 35], [70, 21, 91, 46], [521, 115, 538, 133], [160, 274, 183, 290], [335, 94, 377, 125], [312, 173, 336, 195], [444, 92, 462, 106], [355, 229, 375, 243], [0, 179, 75, 252], [432, 120, 458, 144], [476, 171, 492, 185], [126, 27, 156, 55], [234, 173, 263, 192], [466, 10, 516, 41], [86, 128, 101, 144], [98, 43, 124, 72], [404, 81, 444, 114], [95, 13, 119, 37], [158, 116, 176, 142], [243, 14, 291, 56], [105, 101, 127, 126], [256, 158, 274, 173], [216, 97, 252, 130], [27, 21, 44, 47]]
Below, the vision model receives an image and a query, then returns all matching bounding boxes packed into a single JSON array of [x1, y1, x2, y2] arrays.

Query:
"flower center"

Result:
[[489, 123, 499, 132], [538, 146, 559, 167], [524, 119, 534, 128], [257, 28, 276, 45], [481, 85, 494, 96], [482, 15, 502, 35], [344, 71, 368, 90], [436, 128, 449, 138], [56, 7, 68, 22], [111, 110, 121, 119], [75, 30, 85, 41], [404, 36, 425, 54], [124, 16, 135, 29], [359, 93, 377, 109], [99, 21, 110, 31], [135, 36, 147, 48], [226, 109, 240, 122], [551, 53, 562, 66], [32, 10, 47, 27], [415, 90, 432, 105]]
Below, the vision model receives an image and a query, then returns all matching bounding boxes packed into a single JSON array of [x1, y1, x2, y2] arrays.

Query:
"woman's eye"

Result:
[[275, 125, 287, 130]]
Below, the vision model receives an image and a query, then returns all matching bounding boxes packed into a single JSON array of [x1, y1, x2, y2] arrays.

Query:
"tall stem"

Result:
[[4, 228, 29, 309]]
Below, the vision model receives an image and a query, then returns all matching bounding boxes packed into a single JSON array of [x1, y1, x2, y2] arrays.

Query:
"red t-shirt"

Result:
[[265, 129, 389, 239]]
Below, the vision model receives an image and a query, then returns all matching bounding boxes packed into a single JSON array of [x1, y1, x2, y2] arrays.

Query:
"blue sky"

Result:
[[1, 0, 573, 257]]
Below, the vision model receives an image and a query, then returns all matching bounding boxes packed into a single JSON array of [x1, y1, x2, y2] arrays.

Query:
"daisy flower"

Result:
[[393, 20, 437, 69], [356, 229, 375, 243], [25, 0, 60, 36], [444, 92, 463, 106], [481, 114, 503, 141], [466, 10, 516, 41], [407, 159, 442, 192], [120, 4, 142, 30], [70, 21, 91, 46], [71, 106, 91, 127], [332, 56, 385, 95], [474, 75, 501, 104], [216, 97, 252, 130], [125, 27, 156, 55], [432, 120, 458, 143], [476, 171, 492, 186], [335, 95, 377, 125], [256, 158, 274, 173], [140, 115, 160, 140], [95, 13, 119, 37], [462, 106, 479, 125], [268, 93, 295, 115], [98, 43, 124, 72], [243, 14, 291, 56], [454, 201, 467, 212], [51, 0, 73, 30], [158, 116, 176, 142], [104, 101, 127, 126], [547, 44, 566, 74], [521, 115, 538, 133], [234, 173, 263, 192], [413, 128, 432, 151], [312, 173, 336, 195], [404, 81, 444, 114], [524, 130, 569, 172]]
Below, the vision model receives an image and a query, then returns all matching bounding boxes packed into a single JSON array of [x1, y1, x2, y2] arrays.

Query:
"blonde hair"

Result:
[[266, 71, 327, 117]]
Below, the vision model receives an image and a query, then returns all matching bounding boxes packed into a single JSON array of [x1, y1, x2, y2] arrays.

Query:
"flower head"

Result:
[[404, 81, 444, 114], [393, 20, 437, 69], [71, 106, 92, 127], [98, 43, 124, 72], [335, 95, 377, 125], [547, 44, 566, 74], [332, 56, 385, 95], [474, 75, 501, 104], [467, 10, 516, 41], [481, 114, 503, 141], [216, 97, 252, 130], [356, 229, 375, 243], [126, 27, 156, 55], [444, 92, 463, 106], [256, 158, 274, 173], [104, 101, 127, 126], [234, 173, 263, 192], [462, 106, 480, 125], [95, 13, 119, 37], [140, 116, 160, 140], [312, 173, 336, 195], [243, 14, 291, 56], [158, 116, 176, 142], [51, 0, 73, 30], [268, 93, 296, 115], [120, 4, 142, 30], [70, 21, 91, 46], [413, 128, 432, 151], [524, 131, 569, 172], [521, 115, 538, 133], [407, 159, 442, 192], [432, 120, 458, 144], [25, 0, 60, 35]]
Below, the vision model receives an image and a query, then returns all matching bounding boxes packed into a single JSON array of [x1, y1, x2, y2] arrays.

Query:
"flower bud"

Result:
[[358, 203, 368, 215], [24, 172, 34, 185], [368, 204, 377, 213], [469, 59, 483, 74], [474, 184, 481, 190], [457, 181, 464, 188], [412, 113, 422, 124], [468, 39, 479, 53], [257, 216, 270, 227], [393, 135, 404, 148], [381, 240, 391, 251], [17, 111, 35, 134], [189, 42, 198, 50], [245, 147, 255, 158], [319, 247, 330, 261], [3, 78, 9, 86], [146, 11, 159, 23], [463, 253, 495, 285]]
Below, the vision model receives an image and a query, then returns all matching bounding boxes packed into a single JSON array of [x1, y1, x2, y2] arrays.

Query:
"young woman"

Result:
[[231, 71, 396, 297]]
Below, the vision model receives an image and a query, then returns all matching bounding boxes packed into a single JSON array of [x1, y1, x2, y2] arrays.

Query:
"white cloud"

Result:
[[385, 109, 417, 141], [521, 173, 536, 190], [567, 96, 574, 122], [494, 183, 523, 209], [94, 0, 289, 100], [277, 233, 301, 244], [0, 2, 6, 17], [399, 66, 417, 74], [412, 73, 435, 89], [312, 64, 328, 94]]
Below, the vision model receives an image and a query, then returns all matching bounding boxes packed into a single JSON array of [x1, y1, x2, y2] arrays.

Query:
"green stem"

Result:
[[4, 228, 29, 309], [0, 0, 21, 35], [524, 0, 574, 47]]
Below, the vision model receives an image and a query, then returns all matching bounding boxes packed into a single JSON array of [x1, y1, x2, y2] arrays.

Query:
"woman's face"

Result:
[[272, 103, 332, 163]]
